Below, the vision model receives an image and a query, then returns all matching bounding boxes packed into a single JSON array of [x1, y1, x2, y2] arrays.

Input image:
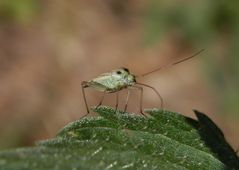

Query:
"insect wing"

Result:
[[90, 73, 121, 92]]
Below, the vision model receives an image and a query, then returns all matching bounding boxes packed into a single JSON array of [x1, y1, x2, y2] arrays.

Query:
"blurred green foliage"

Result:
[[0, 0, 39, 23], [144, 0, 239, 116], [144, 0, 238, 45]]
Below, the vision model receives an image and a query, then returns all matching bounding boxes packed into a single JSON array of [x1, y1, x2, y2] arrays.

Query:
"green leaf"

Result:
[[0, 106, 238, 170]]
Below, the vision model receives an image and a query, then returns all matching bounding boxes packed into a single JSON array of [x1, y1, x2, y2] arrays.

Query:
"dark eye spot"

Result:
[[116, 71, 122, 74], [123, 68, 129, 73]]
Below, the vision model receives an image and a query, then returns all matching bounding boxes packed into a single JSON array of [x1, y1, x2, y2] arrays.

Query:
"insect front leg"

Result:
[[81, 81, 90, 116], [135, 82, 164, 109], [130, 86, 146, 117]]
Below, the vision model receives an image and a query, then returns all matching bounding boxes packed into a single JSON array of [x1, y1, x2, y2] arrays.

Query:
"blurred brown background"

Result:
[[0, 0, 238, 150]]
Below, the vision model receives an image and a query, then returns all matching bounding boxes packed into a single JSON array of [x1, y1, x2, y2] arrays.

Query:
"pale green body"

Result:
[[86, 68, 136, 93]]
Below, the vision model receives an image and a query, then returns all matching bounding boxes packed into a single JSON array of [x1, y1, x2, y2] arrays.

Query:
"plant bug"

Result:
[[81, 49, 204, 117]]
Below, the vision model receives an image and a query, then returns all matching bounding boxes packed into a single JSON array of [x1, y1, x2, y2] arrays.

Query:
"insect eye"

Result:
[[123, 68, 129, 73], [116, 71, 122, 74]]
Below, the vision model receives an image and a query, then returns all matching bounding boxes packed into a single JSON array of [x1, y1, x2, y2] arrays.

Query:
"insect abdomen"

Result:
[[89, 80, 127, 93]]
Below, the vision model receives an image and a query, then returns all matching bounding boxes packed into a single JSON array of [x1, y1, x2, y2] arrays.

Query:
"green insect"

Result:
[[81, 49, 204, 117]]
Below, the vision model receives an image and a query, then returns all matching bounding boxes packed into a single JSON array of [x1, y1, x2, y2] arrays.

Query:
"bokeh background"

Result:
[[0, 0, 238, 150]]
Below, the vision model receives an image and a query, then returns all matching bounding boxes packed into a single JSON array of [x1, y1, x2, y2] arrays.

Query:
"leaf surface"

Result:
[[0, 106, 238, 170]]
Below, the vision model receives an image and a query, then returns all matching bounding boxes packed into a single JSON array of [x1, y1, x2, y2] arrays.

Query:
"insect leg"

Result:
[[124, 89, 130, 112], [96, 91, 106, 108], [81, 81, 90, 115], [136, 82, 164, 109], [131, 86, 146, 117], [114, 92, 119, 113]]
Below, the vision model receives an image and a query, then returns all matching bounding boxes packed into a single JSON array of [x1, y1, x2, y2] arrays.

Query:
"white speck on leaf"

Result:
[[122, 163, 134, 169], [163, 132, 168, 136], [183, 155, 188, 159], [105, 161, 117, 169], [91, 147, 103, 157]]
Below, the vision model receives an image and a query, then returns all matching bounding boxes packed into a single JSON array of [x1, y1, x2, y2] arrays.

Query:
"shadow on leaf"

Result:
[[192, 110, 239, 170]]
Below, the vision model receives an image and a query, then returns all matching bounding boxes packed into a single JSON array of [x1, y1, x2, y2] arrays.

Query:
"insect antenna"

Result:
[[137, 49, 205, 77]]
